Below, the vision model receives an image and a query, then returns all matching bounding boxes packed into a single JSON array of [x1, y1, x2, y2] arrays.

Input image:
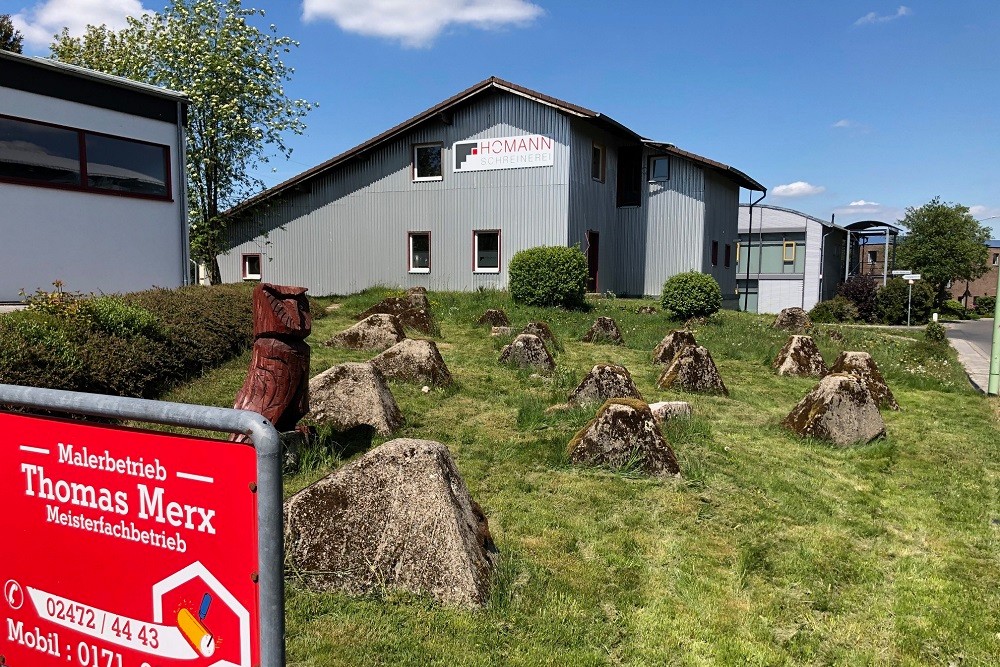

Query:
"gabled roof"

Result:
[[230, 76, 763, 216], [646, 142, 765, 193]]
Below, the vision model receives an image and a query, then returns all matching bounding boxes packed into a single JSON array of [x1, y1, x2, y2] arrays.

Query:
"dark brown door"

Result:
[[586, 231, 599, 292]]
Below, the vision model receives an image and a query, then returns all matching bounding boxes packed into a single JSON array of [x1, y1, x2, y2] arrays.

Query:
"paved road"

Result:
[[946, 318, 995, 392]]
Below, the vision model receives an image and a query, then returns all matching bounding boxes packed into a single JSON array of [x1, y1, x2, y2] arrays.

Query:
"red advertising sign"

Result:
[[0, 411, 260, 667]]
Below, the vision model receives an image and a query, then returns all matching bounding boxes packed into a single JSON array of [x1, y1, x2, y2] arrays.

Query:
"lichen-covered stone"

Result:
[[490, 326, 515, 337], [582, 316, 624, 345], [356, 293, 436, 335], [649, 401, 692, 423], [652, 329, 697, 364], [829, 351, 899, 410], [308, 362, 404, 435], [773, 335, 828, 377], [498, 333, 555, 373], [324, 314, 405, 351], [657, 345, 728, 395], [773, 307, 812, 333], [370, 338, 453, 387], [284, 438, 498, 607], [477, 309, 510, 327], [636, 306, 658, 314], [521, 321, 557, 346], [568, 364, 643, 406], [782, 373, 886, 446], [567, 399, 680, 476]]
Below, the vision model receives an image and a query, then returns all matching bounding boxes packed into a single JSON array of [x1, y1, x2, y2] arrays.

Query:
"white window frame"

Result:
[[242, 253, 261, 280], [867, 250, 878, 265], [413, 143, 443, 182], [473, 230, 501, 274], [993, 252, 999, 266], [408, 231, 431, 274], [649, 156, 670, 182], [591, 143, 605, 182]]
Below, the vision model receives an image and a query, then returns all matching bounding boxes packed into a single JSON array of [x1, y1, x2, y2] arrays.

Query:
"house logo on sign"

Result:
[[453, 134, 554, 172]]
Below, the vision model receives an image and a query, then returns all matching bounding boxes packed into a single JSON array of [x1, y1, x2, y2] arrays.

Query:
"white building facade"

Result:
[[0, 51, 189, 302], [736, 204, 847, 313]]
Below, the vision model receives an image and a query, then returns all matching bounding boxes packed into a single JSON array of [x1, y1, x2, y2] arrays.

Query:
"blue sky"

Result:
[[8, 0, 1000, 235]]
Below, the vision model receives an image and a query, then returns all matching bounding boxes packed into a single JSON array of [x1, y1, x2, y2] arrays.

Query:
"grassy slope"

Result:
[[164, 289, 1000, 666]]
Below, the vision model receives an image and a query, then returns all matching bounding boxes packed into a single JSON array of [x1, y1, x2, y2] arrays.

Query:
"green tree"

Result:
[[894, 197, 989, 306], [1, 14, 24, 53], [50, 0, 313, 283]]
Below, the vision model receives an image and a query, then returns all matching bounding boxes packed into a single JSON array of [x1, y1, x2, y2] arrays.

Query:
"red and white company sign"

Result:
[[0, 411, 260, 667]]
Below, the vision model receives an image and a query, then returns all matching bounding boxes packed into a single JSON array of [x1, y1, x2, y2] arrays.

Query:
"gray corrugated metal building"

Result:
[[222, 77, 764, 298], [736, 204, 847, 313]]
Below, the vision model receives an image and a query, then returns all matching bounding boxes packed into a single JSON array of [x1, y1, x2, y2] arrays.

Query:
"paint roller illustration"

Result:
[[177, 593, 215, 657]]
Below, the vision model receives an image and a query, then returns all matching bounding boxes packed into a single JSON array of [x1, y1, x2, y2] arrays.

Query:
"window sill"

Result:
[[413, 176, 443, 182], [408, 268, 430, 274], [474, 268, 500, 274], [243, 276, 261, 281]]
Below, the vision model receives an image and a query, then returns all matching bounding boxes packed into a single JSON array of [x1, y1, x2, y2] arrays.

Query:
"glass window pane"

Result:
[[85, 134, 168, 196], [0, 117, 81, 186], [410, 233, 430, 269], [592, 145, 603, 180], [476, 232, 499, 269], [650, 156, 669, 180], [415, 145, 441, 178]]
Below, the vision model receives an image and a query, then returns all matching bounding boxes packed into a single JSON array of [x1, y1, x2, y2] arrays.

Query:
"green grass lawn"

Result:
[[163, 289, 1000, 666]]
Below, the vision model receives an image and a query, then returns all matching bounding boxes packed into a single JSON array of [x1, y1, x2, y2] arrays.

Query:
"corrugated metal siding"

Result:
[[702, 173, 739, 304], [641, 154, 706, 297], [221, 91, 571, 294], [758, 278, 805, 314]]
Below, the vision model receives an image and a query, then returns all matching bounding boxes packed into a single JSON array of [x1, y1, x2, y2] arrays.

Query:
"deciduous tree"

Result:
[[894, 197, 989, 306], [51, 0, 313, 282]]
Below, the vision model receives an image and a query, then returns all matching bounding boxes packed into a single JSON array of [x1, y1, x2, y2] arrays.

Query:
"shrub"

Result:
[[837, 275, 879, 323], [660, 271, 722, 319], [0, 284, 254, 398], [974, 295, 996, 316], [940, 299, 969, 321], [925, 321, 948, 343], [808, 296, 858, 324], [876, 278, 935, 325], [508, 245, 588, 308]]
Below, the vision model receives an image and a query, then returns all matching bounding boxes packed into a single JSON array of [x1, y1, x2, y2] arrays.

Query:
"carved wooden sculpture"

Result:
[[232, 283, 311, 439]]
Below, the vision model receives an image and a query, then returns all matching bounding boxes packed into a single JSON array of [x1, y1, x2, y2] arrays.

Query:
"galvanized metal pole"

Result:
[[0, 384, 284, 667], [907, 280, 913, 327], [883, 227, 889, 286], [989, 269, 1000, 395]]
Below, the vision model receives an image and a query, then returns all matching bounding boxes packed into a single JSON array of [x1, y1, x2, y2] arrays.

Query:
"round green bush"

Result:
[[508, 245, 588, 308], [660, 271, 722, 319], [925, 321, 947, 343], [876, 278, 935, 325], [808, 296, 858, 324]]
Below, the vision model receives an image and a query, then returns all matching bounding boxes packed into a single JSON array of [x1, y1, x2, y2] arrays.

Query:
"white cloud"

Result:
[[772, 181, 826, 198], [969, 205, 1000, 220], [850, 200, 880, 206], [833, 202, 904, 221], [855, 6, 912, 26], [13, 0, 150, 51], [302, 0, 544, 48], [832, 119, 854, 128]]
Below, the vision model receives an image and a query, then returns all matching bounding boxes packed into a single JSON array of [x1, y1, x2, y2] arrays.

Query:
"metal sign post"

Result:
[[902, 274, 921, 328], [0, 383, 283, 667]]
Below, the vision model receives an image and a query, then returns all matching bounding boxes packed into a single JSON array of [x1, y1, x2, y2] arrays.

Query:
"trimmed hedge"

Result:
[[0, 284, 254, 398], [660, 271, 722, 319], [508, 245, 588, 308], [876, 278, 935, 325], [974, 295, 996, 316]]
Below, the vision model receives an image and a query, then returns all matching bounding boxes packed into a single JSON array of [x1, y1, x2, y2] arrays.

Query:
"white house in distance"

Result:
[[736, 203, 848, 313], [221, 76, 764, 300], [0, 50, 189, 302]]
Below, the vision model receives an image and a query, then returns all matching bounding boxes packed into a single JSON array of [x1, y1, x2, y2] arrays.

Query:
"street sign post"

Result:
[[902, 274, 922, 326], [0, 385, 282, 667]]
